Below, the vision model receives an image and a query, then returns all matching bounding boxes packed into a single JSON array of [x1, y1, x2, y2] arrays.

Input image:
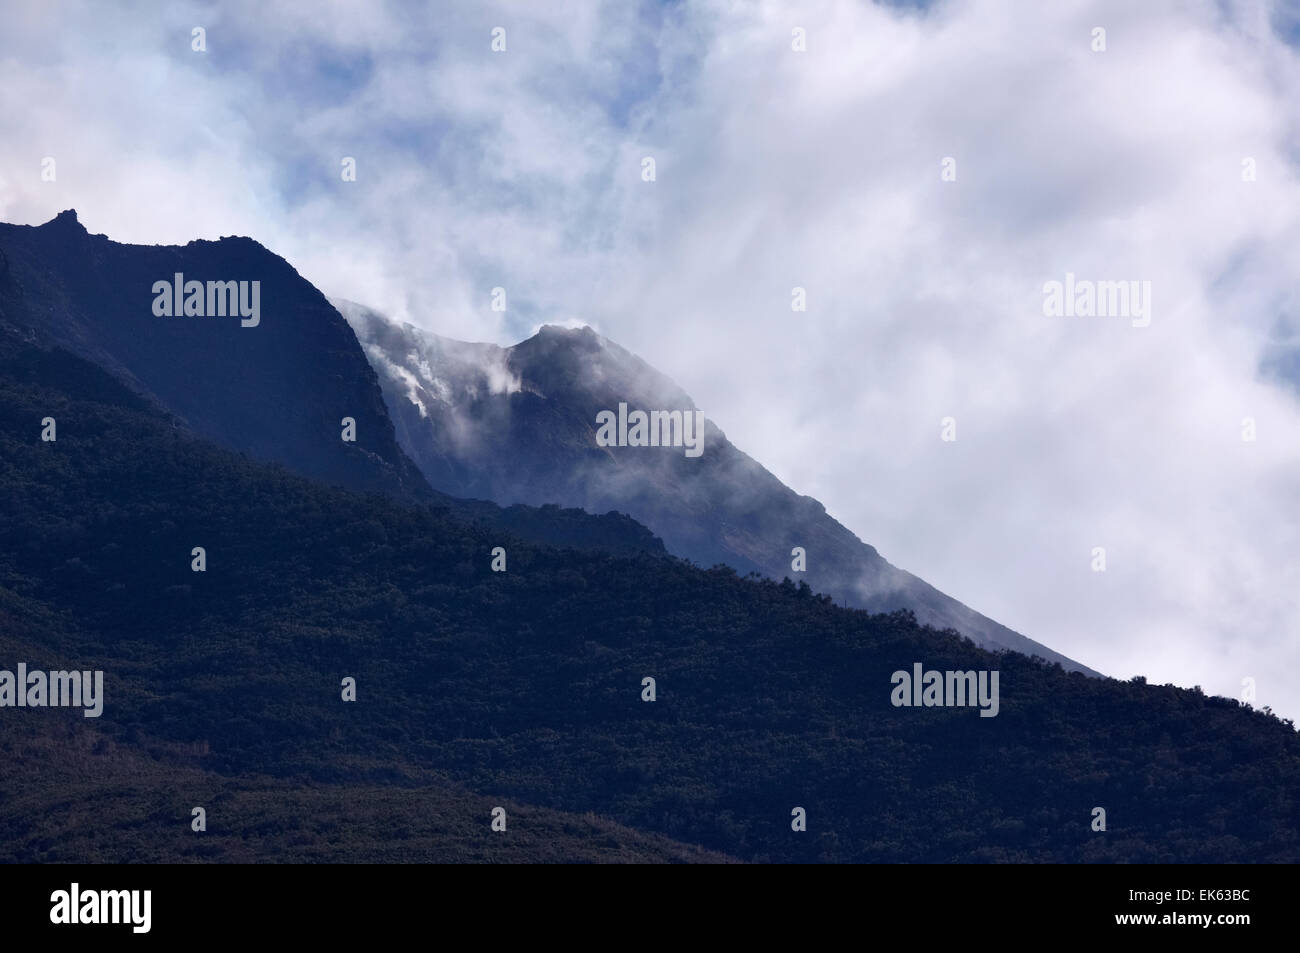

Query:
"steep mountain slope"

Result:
[[0, 211, 428, 501], [2, 325, 1297, 863], [343, 301, 1099, 676], [0, 213, 666, 559]]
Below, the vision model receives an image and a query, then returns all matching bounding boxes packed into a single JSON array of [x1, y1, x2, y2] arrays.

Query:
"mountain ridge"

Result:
[[0, 211, 668, 559], [0, 209, 427, 502], [2, 318, 1295, 863], [342, 301, 1100, 677]]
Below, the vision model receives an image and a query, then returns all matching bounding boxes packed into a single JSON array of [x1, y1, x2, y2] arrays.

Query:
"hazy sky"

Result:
[[2, 0, 1298, 720]]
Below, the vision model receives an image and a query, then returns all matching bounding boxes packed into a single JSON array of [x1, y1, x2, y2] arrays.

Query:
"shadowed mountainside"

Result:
[[3, 324, 1294, 863], [343, 302, 1099, 676], [0, 213, 667, 559]]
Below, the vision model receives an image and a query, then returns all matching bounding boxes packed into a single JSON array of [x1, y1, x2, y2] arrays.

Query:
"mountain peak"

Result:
[[536, 322, 595, 335], [0, 214, 432, 502], [44, 209, 86, 232], [532, 323, 603, 346], [349, 303, 1101, 677]]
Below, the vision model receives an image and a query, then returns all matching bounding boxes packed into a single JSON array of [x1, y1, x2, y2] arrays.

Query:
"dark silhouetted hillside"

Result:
[[1, 328, 1295, 863], [0, 210, 428, 501], [0, 214, 667, 561]]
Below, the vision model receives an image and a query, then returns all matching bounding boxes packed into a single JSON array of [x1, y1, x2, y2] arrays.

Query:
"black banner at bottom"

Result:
[[0, 862, 1282, 941]]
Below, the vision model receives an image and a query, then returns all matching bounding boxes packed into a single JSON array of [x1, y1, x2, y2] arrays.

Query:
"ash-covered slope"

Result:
[[344, 301, 1099, 676]]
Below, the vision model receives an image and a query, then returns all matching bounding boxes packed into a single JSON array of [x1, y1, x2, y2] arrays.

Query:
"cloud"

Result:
[[2, 0, 1299, 718]]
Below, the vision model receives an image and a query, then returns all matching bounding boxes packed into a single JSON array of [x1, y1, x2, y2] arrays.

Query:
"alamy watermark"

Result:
[[890, 662, 999, 717], [595, 403, 705, 458], [152, 273, 260, 327], [50, 884, 150, 933], [1042, 273, 1151, 328], [0, 664, 103, 717]]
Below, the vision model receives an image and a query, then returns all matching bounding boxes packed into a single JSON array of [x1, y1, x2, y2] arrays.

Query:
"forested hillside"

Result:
[[1, 331, 1296, 863]]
